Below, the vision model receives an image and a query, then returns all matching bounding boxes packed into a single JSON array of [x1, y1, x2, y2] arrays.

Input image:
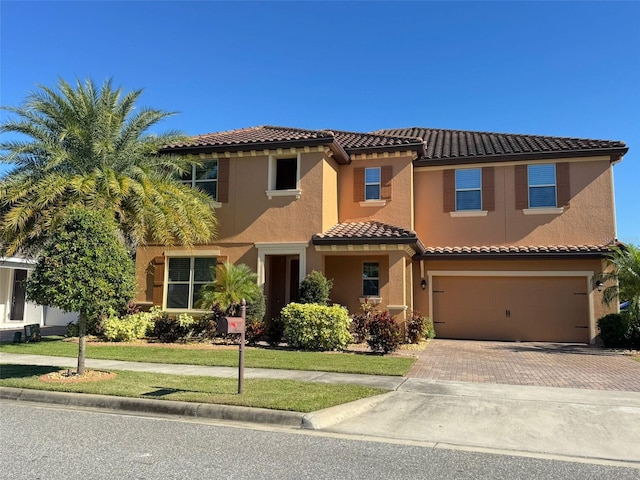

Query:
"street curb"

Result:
[[0, 387, 305, 427], [301, 392, 393, 430]]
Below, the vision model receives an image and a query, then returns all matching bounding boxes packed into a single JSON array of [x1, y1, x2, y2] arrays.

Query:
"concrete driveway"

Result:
[[408, 339, 640, 392]]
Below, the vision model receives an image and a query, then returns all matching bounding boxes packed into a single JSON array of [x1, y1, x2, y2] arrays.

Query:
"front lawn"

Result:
[[0, 363, 387, 412], [0, 338, 414, 376]]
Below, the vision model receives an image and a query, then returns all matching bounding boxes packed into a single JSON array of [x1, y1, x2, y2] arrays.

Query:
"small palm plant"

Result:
[[601, 243, 640, 320], [197, 262, 262, 315]]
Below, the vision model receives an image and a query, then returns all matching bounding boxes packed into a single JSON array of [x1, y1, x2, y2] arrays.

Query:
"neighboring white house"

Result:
[[0, 256, 77, 330]]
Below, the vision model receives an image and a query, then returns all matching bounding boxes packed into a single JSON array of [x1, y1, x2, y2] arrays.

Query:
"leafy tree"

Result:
[[196, 262, 262, 314], [601, 243, 640, 320], [0, 77, 217, 256], [25, 208, 135, 374], [298, 270, 333, 305]]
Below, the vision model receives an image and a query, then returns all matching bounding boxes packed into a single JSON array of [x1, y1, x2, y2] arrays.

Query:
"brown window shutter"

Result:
[[481, 167, 495, 211], [556, 162, 570, 207], [354, 167, 364, 202], [381, 165, 392, 200], [217, 158, 229, 203], [515, 165, 528, 210], [152, 256, 165, 306], [443, 169, 455, 212]]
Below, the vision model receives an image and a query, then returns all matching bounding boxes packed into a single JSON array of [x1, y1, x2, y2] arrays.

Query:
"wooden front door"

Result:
[[10, 269, 28, 321]]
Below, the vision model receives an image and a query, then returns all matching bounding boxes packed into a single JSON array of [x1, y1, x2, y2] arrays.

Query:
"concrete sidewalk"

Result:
[[1, 352, 639, 465]]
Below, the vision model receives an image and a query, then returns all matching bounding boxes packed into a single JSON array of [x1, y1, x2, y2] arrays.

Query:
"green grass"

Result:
[[0, 363, 387, 412], [0, 338, 414, 376]]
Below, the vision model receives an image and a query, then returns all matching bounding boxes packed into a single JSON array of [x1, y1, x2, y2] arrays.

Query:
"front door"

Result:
[[10, 269, 28, 321], [266, 255, 300, 321]]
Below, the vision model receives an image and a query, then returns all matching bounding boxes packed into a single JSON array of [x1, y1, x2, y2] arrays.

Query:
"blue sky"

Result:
[[1, 1, 638, 242]]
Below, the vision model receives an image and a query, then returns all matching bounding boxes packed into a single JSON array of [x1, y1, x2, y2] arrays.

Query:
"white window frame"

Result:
[[362, 261, 380, 297], [527, 164, 557, 209], [364, 167, 381, 201], [266, 153, 301, 199], [165, 256, 217, 311], [455, 168, 482, 211], [182, 160, 219, 202]]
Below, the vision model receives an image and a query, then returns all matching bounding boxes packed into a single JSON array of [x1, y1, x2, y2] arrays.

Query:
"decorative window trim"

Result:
[[450, 210, 488, 218], [266, 153, 301, 199], [266, 189, 302, 200], [523, 207, 564, 215], [359, 200, 387, 207], [358, 296, 382, 305]]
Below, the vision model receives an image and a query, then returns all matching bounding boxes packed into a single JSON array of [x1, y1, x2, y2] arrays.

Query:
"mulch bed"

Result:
[[39, 369, 117, 383]]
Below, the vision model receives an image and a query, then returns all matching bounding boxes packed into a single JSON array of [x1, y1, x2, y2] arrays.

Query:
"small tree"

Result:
[[298, 270, 333, 305], [601, 244, 640, 320], [196, 262, 262, 314], [25, 208, 135, 374]]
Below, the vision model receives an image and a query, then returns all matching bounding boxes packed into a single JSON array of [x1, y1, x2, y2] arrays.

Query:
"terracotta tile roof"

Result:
[[313, 221, 423, 248], [166, 126, 423, 151], [163, 126, 425, 158], [419, 244, 615, 258], [375, 127, 628, 164]]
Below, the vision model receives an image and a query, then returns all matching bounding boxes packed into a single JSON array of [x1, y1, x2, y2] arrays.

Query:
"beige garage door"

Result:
[[432, 276, 589, 343]]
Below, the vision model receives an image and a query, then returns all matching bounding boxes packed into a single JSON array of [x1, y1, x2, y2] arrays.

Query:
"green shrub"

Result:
[[627, 317, 640, 349], [102, 311, 155, 342], [406, 312, 435, 343], [298, 271, 333, 305], [281, 303, 351, 351], [597, 313, 629, 347], [367, 311, 402, 354]]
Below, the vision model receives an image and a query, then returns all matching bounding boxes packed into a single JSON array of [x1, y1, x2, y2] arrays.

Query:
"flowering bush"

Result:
[[406, 312, 435, 343], [281, 303, 351, 351]]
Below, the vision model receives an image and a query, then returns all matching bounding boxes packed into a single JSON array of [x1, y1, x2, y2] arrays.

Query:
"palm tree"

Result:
[[602, 243, 640, 319], [197, 262, 262, 314], [0, 77, 217, 256]]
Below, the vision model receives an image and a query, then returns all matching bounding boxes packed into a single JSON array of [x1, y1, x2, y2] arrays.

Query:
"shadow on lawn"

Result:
[[0, 364, 60, 379], [142, 386, 203, 398]]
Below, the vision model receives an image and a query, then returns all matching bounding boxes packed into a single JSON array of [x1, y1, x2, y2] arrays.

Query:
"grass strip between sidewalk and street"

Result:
[[0, 364, 388, 413], [0, 338, 414, 376]]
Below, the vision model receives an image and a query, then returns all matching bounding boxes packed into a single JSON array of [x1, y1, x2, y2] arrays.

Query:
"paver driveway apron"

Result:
[[409, 339, 640, 392]]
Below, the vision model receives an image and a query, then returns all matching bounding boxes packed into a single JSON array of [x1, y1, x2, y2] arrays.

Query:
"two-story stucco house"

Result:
[[133, 125, 628, 344]]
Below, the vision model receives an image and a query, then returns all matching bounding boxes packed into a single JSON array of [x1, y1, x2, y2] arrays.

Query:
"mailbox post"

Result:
[[216, 299, 246, 394]]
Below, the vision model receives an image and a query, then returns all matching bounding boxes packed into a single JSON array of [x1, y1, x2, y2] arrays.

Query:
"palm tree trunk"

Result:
[[77, 311, 87, 375]]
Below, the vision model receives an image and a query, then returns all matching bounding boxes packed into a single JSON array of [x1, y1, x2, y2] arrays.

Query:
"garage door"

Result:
[[432, 276, 589, 343]]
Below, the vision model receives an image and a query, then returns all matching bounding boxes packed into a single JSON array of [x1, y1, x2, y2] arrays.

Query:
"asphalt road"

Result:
[[1, 401, 638, 480]]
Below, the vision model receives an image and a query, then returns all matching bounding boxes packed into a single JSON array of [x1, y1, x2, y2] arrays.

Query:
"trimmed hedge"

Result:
[[281, 303, 351, 351]]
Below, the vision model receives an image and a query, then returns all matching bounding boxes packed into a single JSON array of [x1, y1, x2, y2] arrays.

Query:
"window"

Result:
[[167, 257, 216, 309], [364, 167, 381, 200], [267, 154, 301, 199], [275, 158, 297, 190], [455, 169, 482, 211], [528, 164, 556, 208], [362, 262, 380, 297], [182, 160, 218, 200]]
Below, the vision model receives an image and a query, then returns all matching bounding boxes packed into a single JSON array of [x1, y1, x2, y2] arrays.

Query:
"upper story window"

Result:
[[365, 167, 381, 200], [267, 154, 301, 199], [362, 262, 380, 297], [455, 168, 482, 211], [166, 257, 216, 310], [443, 167, 494, 215], [182, 160, 218, 200], [528, 164, 556, 208], [354, 166, 392, 206]]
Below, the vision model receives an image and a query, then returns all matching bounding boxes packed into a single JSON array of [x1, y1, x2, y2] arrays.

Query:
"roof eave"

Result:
[[346, 142, 426, 157], [414, 147, 629, 167], [415, 251, 610, 260]]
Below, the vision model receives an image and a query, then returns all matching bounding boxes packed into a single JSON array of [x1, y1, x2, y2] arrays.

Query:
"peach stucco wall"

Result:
[[414, 157, 616, 247], [338, 155, 414, 230]]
